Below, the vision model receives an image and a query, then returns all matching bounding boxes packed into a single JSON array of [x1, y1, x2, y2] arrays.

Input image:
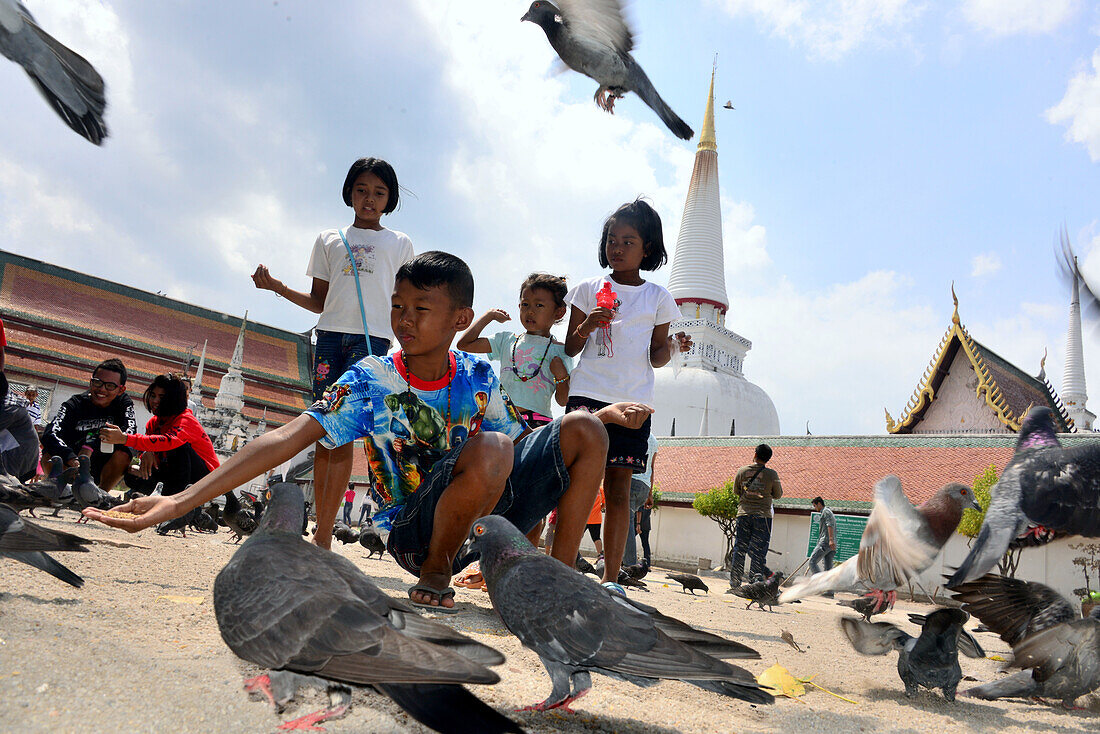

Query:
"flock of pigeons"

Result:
[[3, 401, 1098, 732]]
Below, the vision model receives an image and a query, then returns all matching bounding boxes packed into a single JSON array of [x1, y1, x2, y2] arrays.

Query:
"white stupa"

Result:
[[1062, 231, 1093, 431], [650, 70, 779, 437]]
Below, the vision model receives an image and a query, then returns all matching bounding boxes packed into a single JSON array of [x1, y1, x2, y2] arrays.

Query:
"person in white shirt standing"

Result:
[[252, 157, 413, 549]]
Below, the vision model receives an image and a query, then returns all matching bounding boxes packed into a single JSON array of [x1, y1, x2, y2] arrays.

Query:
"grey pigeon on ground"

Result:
[[26, 456, 75, 507], [952, 573, 1100, 707], [841, 608, 984, 701], [0, 473, 51, 515], [0, 0, 107, 144], [358, 527, 386, 559], [468, 515, 772, 712], [521, 1, 693, 140], [0, 502, 90, 587], [731, 571, 788, 612], [333, 524, 360, 545], [948, 407, 1100, 587], [71, 455, 121, 521], [575, 554, 598, 576], [222, 490, 257, 543], [623, 560, 649, 580], [782, 477, 980, 612], [666, 572, 708, 595], [837, 595, 888, 623], [213, 483, 521, 734]]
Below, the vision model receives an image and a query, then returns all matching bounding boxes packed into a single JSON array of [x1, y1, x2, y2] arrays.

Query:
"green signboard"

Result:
[[805, 512, 869, 564]]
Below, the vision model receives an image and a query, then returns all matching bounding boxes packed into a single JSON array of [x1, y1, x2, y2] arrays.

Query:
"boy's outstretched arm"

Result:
[[455, 309, 509, 353], [84, 415, 327, 532]]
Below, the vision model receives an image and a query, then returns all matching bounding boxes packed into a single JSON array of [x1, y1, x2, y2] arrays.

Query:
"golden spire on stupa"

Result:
[[698, 61, 717, 153]]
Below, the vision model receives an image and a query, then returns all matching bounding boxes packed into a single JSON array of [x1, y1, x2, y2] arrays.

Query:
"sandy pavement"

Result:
[[1, 510, 1097, 734]]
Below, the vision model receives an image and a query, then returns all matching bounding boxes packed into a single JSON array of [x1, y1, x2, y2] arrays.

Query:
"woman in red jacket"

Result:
[[100, 373, 219, 496]]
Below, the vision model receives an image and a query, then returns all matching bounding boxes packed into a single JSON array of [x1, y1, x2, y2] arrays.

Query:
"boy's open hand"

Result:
[[82, 494, 178, 533], [251, 264, 284, 294], [596, 401, 654, 429]]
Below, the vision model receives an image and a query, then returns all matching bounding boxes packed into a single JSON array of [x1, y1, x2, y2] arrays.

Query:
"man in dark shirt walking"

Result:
[[728, 443, 782, 588], [42, 359, 137, 490], [809, 495, 837, 597]]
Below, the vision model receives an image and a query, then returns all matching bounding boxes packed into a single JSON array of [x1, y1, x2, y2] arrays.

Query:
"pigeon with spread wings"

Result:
[[521, 1, 693, 140]]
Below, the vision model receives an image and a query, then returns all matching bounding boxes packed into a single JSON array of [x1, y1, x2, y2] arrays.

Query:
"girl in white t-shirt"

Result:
[[564, 199, 691, 589], [251, 157, 414, 550]]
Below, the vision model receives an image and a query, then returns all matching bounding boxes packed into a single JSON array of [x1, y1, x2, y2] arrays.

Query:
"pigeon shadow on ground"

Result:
[[861, 686, 1096, 730], [512, 709, 686, 733], [0, 592, 80, 606]]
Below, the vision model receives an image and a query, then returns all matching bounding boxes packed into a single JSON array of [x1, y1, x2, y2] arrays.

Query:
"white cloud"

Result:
[[961, 0, 1079, 36], [706, 0, 923, 60], [970, 251, 1002, 277], [1047, 48, 1100, 162]]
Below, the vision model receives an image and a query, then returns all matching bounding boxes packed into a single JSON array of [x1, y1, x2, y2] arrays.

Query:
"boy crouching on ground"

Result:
[[88, 252, 646, 610]]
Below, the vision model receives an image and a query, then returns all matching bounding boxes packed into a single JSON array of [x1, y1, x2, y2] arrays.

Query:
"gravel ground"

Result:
[[1, 511, 1097, 734]]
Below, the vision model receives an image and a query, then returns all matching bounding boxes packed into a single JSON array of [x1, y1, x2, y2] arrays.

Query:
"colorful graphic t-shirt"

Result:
[[306, 351, 527, 529], [487, 332, 572, 418]]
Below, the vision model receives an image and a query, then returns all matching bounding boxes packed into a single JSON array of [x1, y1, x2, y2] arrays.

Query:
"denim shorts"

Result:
[[386, 418, 568, 576], [312, 330, 390, 400], [566, 396, 651, 473]]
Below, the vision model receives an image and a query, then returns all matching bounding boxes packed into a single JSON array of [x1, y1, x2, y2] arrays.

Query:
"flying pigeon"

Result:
[[666, 572, 709, 595], [840, 608, 984, 701], [213, 483, 521, 734], [723, 101, 734, 110], [0, 502, 90, 587], [468, 515, 772, 711], [0, 0, 108, 144], [948, 407, 1100, 587], [731, 571, 787, 612], [358, 527, 386, 559], [521, 1, 693, 140], [782, 477, 980, 612], [951, 574, 1100, 707]]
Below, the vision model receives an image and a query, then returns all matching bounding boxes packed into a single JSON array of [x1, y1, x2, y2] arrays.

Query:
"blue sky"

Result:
[[1, 1, 1098, 434]]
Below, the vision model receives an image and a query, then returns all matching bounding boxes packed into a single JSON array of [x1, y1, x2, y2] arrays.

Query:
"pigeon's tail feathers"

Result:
[[4, 550, 84, 587], [779, 556, 859, 603], [373, 683, 523, 734], [946, 519, 1018, 588], [619, 596, 759, 659], [688, 677, 775, 705], [839, 617, 909, 655], [965, 670, 1038, 700], [624, 56, 693, 140]]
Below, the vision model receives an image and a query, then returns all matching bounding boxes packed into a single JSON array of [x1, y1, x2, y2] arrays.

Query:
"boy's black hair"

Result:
[[94, 358, 128, 386], [144, 373, 189, 418], [754, 443, 772, 463], [520, 272, 568, 309], [812, 496, 824, 507], [598, 198, 668, 271], [342, 157, 399, 213], [395, 251, 474, 308]]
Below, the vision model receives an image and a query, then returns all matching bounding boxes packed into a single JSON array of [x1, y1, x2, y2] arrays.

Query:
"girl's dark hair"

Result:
[[520, 273, 568, 309], [342, 157, 399, 213], [598, 198, 668, 271], [144, 373, 190, 418]]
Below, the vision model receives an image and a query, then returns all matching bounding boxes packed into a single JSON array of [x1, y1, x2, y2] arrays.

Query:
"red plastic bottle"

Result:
[[594, 282, 616, 357], [595, 281, 617, 310]]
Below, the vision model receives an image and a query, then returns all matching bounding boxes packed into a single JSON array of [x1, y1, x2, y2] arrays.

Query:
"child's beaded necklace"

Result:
[[511, 334, 553, 383]]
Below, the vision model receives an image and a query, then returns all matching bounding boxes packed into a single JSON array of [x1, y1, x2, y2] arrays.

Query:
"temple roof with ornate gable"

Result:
[[0, 249, 311, 426], [885, 289, 1072, 434]]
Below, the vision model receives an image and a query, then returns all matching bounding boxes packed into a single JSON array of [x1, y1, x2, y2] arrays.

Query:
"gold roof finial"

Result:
[[698, 58, 717, 153], [951, 281, 960, 325]]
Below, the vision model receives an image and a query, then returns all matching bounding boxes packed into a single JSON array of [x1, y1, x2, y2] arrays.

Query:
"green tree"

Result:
[[693, 480, 739, 568], [956, 464, 1022, 577]]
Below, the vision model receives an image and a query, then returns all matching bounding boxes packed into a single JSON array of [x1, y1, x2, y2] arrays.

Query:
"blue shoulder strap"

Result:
[[337, 228, 373, 356]]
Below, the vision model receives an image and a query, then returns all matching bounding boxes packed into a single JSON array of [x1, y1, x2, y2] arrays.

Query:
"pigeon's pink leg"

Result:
[[277, 704, 350, 731], [593, 87, 610, 111], [516, 688, 589, 714], [243, 674, 276, 708], [863, 588, 894, 614], [606, 93, 621, 114]]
